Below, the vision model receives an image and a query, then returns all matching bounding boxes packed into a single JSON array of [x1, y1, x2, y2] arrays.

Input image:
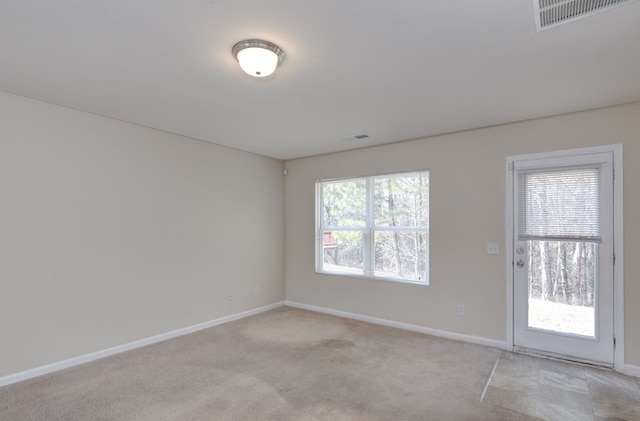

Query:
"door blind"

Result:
[[517, 167, 601, 242]]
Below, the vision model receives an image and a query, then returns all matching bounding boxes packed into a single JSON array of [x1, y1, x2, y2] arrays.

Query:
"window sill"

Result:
[[315, 270, 429, 286]]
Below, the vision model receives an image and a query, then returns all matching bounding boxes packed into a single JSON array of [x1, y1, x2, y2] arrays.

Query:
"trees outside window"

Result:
[[317, 171, 429, 284], [527, 240, 596, 307], [520, 168, 600, 308]]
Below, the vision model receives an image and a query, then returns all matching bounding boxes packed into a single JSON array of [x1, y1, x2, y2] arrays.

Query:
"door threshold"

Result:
[[512, 346, 614, 370]]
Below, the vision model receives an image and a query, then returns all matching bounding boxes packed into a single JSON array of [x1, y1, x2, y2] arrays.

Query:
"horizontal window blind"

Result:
[[517, 167, 601, 242]]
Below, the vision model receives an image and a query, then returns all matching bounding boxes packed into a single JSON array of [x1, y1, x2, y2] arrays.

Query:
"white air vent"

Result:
[[535, 0, 636, 30]]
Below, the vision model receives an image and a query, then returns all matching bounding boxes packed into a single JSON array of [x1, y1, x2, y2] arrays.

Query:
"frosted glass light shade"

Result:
[[232, 39, 285, 78], [237, 47, 278, 77]]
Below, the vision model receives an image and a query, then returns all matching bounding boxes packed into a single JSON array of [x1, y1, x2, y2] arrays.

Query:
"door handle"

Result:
[[516, 259, 524, 268]]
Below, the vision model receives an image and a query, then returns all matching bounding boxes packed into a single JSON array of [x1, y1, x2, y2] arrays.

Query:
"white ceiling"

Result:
[[1, 1, 639, 160]]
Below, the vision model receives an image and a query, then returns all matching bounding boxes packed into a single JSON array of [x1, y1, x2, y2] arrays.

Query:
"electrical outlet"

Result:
[[457, 304, 465, 316]]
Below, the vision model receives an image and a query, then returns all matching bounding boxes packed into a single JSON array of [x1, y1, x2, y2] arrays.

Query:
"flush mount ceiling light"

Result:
[[232, 39, 285, 78]]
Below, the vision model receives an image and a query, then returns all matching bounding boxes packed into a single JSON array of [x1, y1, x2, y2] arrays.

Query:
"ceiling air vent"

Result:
[[535, 0, 636, 30]]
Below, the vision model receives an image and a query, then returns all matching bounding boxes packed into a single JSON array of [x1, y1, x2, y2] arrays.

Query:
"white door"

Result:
[[511, 150, 615, 365]]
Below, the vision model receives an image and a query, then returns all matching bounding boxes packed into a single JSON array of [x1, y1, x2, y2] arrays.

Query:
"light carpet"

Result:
[[0, 307, 538, 420]]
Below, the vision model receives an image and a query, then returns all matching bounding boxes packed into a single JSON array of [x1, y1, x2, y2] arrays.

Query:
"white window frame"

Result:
[[315, 171, 429, 285]]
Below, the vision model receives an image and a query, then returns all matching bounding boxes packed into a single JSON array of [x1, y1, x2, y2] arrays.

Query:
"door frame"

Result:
[[506, 144, 624, 370]]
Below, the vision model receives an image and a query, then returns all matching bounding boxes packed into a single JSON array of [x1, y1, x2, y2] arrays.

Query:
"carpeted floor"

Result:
[[0, 307, 537, 420]]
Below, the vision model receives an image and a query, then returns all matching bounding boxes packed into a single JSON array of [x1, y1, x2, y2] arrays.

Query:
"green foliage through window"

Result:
[[317, 171, 429, 284]]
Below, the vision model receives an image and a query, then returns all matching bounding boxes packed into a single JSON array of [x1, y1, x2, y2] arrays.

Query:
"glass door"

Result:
[[512, 152, 614, 365]]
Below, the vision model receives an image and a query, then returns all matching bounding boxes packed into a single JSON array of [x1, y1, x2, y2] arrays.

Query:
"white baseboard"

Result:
[[4, 300, 634, 388], [285, 301, 509, 350], [624, 364, 640, 378], [0, 301, 285, 388]]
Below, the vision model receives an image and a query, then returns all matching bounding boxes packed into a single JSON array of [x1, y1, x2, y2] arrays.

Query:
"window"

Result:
[[316, 171, 429, 284]]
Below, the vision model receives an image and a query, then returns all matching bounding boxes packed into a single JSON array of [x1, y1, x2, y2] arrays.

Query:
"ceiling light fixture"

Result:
[[232, 39, 285, 78]]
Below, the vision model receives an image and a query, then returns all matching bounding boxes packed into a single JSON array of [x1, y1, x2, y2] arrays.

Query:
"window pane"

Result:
[[527, 240, 596, 337], [322, 231, 364, 275], [322, 179, 366, 227], [374, 173, 429, 227], [374, 231, 427, 282]]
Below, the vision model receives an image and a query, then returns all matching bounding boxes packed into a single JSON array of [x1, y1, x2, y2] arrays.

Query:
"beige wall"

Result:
[[285, 102, 640, 367], [2, 90, 638, 378], [0, 92, 285, 377]]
